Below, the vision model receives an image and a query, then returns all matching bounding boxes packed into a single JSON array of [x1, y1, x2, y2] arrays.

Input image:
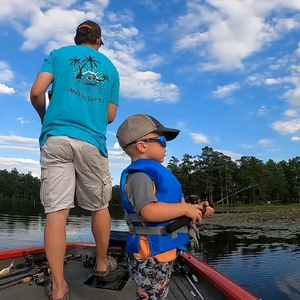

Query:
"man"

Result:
[[30, 20, 120, 300]]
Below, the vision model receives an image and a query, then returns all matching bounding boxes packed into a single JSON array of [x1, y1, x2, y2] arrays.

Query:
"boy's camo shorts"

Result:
[[127, 253, 174, 300]]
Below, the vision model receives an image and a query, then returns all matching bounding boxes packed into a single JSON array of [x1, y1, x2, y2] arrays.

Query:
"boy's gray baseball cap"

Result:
[[117, 114, 180, 149]]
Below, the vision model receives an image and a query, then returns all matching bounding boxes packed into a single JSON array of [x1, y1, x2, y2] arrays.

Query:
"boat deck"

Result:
[[0, 246, 228, 300]]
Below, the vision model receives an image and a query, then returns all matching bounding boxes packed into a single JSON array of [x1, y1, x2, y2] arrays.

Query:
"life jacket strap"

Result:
[[124, 210, 190, 239]]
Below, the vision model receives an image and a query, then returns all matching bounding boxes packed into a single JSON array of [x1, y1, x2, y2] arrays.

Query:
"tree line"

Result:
[[1, 146, 300, 205], [0, 168, 40, 203]]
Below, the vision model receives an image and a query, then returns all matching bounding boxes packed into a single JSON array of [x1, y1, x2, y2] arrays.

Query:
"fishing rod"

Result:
[[173, 264, 205, 300], [0, 265, 48, 287], [0, 253, 81, 280], [0, 268, 51, 291], [163, 184, 260, 235], [213, 184, 260, 205]]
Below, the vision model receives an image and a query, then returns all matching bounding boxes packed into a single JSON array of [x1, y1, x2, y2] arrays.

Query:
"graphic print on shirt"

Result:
[[68, 55, 109, 92]]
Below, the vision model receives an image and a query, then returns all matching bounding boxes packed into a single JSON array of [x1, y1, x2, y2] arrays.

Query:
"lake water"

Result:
[[0, 201, 299, 300]]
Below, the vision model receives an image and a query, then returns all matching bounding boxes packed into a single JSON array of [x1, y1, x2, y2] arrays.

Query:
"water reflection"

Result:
[[0, 200, 127, 250], [0, 201, 300, 300], [194, 226, 300, 300]]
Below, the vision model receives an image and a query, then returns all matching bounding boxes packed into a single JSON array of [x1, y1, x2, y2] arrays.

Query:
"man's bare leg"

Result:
[[45, 209, 69, 299], [92, 208, 111, 271]]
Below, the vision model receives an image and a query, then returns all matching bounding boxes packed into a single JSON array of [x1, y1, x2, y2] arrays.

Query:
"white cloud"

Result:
[[217, 149, 243, 160], [265, 78, 282, 85], [246, 74, 265, 86], [0, 83, 15, 94], [213, 83, 240, 98], [0, 145, 39, 153], [0, 134, 39, 146], [0, 157, 40, 178], [284, 109, 297, 117], [257, 105, 268, 117], [264, 76, 300, 106], [113, 142, 120, 149], [144, 54, 163, 69], [272, 119, 300, 134], [16, 117, 30, 124], [108, 150, 129, 161], [190, 133, 210, 144], [0, 61, 14, 82], [241, 144, 253, 149], [283, 83, 300, 106], [136, 0, 159, 11], [291, 136, 300, 141], [174, 0, 300, 70], [258, 139, 273, 148], [0, 1, 178, 103]]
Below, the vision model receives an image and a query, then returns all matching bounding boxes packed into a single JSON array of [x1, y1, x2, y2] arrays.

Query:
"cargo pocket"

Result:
[[40, 168, 50, 208], [101, 174, 112, 205]]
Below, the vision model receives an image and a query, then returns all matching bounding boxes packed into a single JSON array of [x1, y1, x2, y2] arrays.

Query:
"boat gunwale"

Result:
[[181, 251, 260, 300]]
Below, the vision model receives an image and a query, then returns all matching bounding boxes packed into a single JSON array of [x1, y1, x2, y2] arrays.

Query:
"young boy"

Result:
[[116, 114, 214, 300]]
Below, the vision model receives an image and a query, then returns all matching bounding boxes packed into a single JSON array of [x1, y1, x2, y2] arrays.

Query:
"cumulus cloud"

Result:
[[190, 133, 210, 144], [174, 0, 300, 71], [258, 139, 273, 148], [284, 109, 298, 118], [291, 136, 300, 141], [0, 1, 178, 103], [0, 83, 15, 95], [272, 119, 300, 135], [0, 61, 14, 83], [216, 149, 243, 160], [213, 83, 240, 98]]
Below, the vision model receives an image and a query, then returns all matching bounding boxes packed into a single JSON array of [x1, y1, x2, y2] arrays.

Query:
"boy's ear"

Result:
[[136, 141, 147, 153]]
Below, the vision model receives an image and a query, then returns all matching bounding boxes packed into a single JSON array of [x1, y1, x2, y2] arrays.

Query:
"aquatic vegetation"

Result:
[[199, 206, 300, 243]]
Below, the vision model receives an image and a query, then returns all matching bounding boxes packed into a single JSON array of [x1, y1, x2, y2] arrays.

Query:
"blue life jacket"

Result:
[[120, 159, 190, 256]]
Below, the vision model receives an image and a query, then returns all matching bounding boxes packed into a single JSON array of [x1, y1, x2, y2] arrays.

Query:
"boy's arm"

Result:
[[126, 172, 157, 215], [126, 173, 192, 223]]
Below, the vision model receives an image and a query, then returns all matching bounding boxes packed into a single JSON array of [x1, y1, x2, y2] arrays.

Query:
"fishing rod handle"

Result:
[[164, 216, 192, 234]]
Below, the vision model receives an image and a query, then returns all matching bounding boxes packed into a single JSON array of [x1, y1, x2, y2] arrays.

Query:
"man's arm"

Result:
[[30, 72, 53, 123], [108, 103, 118, 123], [30, 50, 55, 123], [108, 66, 120, 124]]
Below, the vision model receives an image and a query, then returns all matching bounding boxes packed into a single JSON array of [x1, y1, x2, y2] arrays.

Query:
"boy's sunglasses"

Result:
[[127, 135, 167, 148]]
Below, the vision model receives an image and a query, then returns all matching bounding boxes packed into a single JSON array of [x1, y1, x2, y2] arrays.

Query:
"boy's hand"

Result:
[[199, 201, 215, 218], [181, 198, 202, 223]]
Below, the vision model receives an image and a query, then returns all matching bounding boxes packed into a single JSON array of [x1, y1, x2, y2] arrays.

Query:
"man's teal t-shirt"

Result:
[[39, 45, 120, 157]]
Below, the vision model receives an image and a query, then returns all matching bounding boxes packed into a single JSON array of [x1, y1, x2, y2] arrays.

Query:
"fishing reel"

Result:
[[22, 253, 35, 268], [35, 276, 49, 286], [83, 255, 96, 268], [185, 194, 210, 215]]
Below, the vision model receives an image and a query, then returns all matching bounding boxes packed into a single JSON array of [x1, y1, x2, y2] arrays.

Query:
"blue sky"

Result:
[[1, 0, 300, 184]]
